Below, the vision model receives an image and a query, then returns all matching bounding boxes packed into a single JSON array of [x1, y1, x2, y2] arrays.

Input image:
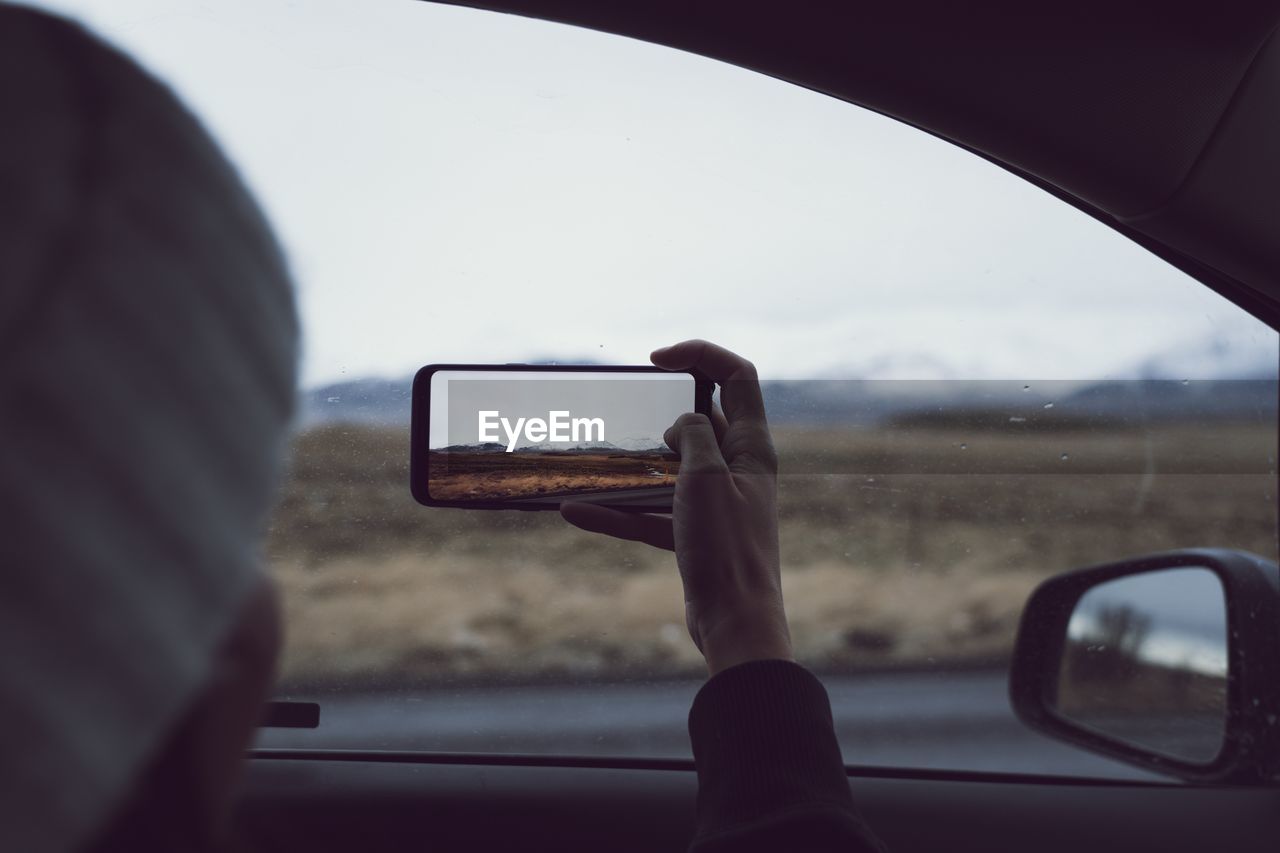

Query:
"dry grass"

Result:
[[266, 423, 1276, 688], [426, 449, 677, 500]]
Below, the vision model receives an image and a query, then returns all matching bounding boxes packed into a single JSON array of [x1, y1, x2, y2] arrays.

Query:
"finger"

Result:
[[650, 339, 767, 426], [662, 403, 726, 448], [708, 401, 729, 445], [675, 404, 775, 478], [559, 501, 674, 551], [664, 412, 729, 476]]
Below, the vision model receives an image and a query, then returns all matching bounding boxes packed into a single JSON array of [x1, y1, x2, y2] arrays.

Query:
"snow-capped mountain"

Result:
[[436, 440, 669, 454], [1131, 333, 1278, 380], [513, 439, 668, 453], [512, 440, 621, 453], [606, 435, 672, 452]]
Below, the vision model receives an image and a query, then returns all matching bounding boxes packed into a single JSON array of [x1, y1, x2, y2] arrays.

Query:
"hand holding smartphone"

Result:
[[413, 340, 792, 676], [557, 340, 792, 675], [410, 364, 713, 511]]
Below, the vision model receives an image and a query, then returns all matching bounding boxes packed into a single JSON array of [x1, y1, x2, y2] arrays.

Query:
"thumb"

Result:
[[665, 412, 728, 476]]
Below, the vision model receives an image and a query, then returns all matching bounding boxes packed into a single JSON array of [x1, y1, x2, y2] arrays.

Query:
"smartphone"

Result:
[[410, 364, 714, 510]]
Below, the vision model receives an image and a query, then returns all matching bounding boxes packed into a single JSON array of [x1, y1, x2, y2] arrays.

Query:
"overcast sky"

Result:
[[25, 0, 1280, 387], [1071, 567, 1227, 676]]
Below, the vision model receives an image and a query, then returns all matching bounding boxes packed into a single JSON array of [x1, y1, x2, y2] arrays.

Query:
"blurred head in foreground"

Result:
[[0, 7, 297, 852]]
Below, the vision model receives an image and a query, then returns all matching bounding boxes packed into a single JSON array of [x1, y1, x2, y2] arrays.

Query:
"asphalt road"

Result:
[[258, 668, 1159, 781]]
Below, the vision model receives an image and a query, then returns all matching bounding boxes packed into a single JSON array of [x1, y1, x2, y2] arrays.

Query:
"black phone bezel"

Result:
[[410, 363, 714, 511]]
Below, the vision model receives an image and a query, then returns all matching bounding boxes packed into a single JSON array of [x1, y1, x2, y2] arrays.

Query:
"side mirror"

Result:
[[1009, 549, 1280, 783]]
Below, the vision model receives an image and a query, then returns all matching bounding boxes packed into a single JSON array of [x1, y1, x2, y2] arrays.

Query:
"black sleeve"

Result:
[[686, 659, 889, 853]]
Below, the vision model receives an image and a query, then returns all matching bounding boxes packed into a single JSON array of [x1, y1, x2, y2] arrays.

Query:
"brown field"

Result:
[[266, 422, 1276, 689], [1058, 642, 1226, 718], [427, 449, 678, 501]]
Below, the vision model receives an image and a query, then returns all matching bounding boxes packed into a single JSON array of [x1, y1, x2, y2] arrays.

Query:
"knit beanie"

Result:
[[0, 8, 298, 852]]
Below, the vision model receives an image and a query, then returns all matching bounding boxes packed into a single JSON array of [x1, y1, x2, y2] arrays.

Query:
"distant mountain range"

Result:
[[1133, 332, 1278, 381], [297, 336, 1278, 430], [436, 441, 671, 455], [297, 378, 1277, 431]]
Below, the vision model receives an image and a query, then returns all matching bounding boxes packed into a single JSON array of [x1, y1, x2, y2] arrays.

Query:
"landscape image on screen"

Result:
[[426, 372, 694, 502]]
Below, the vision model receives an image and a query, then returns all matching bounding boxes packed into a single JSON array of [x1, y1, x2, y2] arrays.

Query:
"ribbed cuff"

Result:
[[687, 659, 885, 852]]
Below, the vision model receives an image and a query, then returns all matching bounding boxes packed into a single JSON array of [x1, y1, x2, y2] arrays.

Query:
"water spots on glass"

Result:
[[1044, 402, 1055, 409], [1060, 453, 1070, 461]]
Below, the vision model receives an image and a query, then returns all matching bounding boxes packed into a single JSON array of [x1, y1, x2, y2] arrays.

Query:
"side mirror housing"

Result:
[[1009, 548, 1280, 783]]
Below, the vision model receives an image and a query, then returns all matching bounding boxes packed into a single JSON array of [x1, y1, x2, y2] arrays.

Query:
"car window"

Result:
[[37, 0, 1278, 780]]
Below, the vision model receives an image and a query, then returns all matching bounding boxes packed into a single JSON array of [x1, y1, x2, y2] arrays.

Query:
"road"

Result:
[[257, 668, 1159, 780]]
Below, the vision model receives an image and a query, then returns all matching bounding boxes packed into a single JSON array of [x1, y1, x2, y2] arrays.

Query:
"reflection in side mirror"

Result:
[[1009, 549, 1280, 783], [1055, 568, 1226, 763]]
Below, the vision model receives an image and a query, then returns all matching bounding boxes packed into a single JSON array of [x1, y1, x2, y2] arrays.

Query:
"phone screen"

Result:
[[411, 366, 709, 510]]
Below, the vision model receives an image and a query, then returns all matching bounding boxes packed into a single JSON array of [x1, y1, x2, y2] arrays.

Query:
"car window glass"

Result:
[[34, 0, 1278, 780]]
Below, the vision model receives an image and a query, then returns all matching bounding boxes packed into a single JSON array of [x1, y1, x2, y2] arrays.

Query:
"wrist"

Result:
[[696, 606, 793, 675]]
